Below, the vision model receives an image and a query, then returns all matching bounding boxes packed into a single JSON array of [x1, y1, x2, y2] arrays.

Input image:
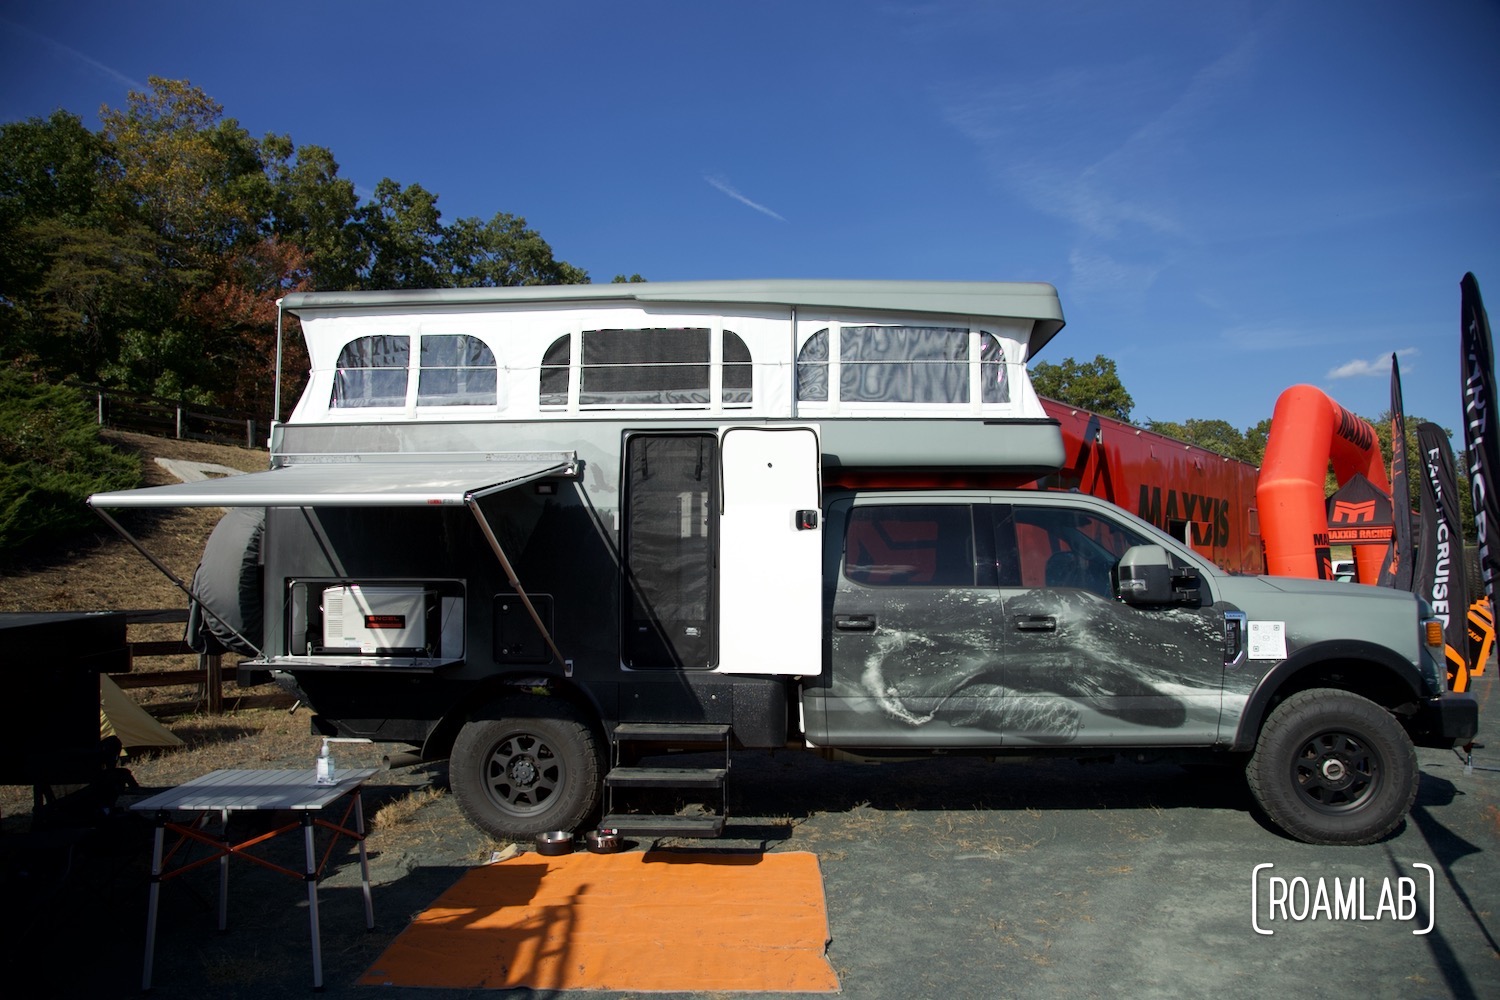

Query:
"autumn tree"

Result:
[[3, 77, 592, 416], [258, 134, 361, 290]]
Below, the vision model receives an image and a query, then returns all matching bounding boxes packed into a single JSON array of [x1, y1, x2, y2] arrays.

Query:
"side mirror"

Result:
[[1115, 544, 1201, 606]]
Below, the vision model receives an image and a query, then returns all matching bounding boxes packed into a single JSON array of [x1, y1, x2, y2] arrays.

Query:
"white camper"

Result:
[[90, 280, 1474, 847]]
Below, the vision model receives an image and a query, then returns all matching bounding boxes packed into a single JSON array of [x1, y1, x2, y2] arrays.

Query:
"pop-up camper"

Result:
[[90, 280, 1475, 846]]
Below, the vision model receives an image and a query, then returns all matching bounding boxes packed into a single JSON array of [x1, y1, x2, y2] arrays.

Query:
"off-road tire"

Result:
[[449, 695, 604, 841], [1246, 688, 1417, 845]]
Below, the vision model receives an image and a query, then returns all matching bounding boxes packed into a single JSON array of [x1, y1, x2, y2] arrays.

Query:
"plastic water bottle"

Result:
[[315, 738, 337, 785]]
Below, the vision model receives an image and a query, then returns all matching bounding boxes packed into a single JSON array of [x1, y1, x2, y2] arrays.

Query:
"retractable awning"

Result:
[[87, 452, 579, 667], [87, 453, 577, 508]]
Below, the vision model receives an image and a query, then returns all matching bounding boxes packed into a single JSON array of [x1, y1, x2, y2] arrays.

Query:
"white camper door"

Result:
[[717, 426, 822, 675]]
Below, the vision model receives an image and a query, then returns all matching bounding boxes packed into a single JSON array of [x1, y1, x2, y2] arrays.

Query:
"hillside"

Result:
[[0, 430, 268, 614]]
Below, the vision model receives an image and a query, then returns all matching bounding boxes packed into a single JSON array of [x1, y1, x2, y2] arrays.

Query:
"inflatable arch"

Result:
[[1257, 385, 1392, 582]]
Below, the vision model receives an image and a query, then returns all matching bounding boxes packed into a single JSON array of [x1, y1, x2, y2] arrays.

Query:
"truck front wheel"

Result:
[[449, 695, 603, 841], [1246, 688, 1417, 846]]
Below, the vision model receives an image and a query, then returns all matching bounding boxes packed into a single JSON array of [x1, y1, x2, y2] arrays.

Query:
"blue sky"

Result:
[[3, 1, 1497, 442]]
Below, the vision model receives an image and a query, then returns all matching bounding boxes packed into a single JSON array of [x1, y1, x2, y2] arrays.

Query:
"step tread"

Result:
[[612, 722, 730, 742], [605, 766, 728, 788], [601, 813, 726, 838]]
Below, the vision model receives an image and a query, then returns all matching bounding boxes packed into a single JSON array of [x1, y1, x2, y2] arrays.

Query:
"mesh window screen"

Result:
[[723, 330, 753, 405], [539, 335, 570, 406], [331, 335, 410, 407], [841, 326, 969, 403], [622, 434, 717, 668], [417, 335, 497, 405], [582, 328, 710, 405]]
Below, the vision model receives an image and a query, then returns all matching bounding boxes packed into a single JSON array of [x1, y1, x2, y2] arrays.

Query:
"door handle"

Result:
[[1015, 616, 1057, 632], [834, 614, 877, 631]]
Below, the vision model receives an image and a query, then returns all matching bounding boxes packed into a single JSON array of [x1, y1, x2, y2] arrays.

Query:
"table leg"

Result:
[[355, 790, 374, 929], [142, 817, 166, 990], [218, 807, 230, 931], [303, 811, 323, 990]]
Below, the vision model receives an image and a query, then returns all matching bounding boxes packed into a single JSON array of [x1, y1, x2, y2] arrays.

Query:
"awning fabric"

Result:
[[88, 454, 575, 508]]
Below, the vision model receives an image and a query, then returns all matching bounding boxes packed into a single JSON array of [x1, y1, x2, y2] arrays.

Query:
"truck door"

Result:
[[822, 496, 1008, 746], [718, 426, 822, 675], [994, 501, 1226, 745]]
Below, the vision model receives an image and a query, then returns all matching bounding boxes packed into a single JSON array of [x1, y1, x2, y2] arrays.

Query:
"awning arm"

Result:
[[91, 506, 264, 658], [465, 496, 569, 672]]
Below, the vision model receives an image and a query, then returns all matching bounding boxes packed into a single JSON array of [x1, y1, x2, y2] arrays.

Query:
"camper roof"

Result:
[[278, 279, 1066, 358]]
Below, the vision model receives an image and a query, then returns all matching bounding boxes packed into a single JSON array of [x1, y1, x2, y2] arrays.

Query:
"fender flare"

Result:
[[422, 674, 613, 760], [1228, 639, 1426, 751]]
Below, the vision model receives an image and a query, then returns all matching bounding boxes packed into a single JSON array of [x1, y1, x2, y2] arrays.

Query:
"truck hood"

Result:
[[1245, 575, 1419, 603]]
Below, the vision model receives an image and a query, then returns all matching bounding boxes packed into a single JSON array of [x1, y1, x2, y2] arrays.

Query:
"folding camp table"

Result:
[[131, 767, 377, 990]]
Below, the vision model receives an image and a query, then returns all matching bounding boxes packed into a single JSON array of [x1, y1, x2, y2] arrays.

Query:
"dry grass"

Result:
[[1, 431, 292, 825], [1, 430, 272, 711]]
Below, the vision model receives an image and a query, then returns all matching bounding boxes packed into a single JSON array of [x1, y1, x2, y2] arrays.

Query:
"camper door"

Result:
[[717, 426, 822, 675]]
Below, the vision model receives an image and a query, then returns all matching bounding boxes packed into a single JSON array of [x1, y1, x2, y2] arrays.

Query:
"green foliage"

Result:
[[1144, 417, 1267, 465], [0, 77, 594, 417], [0, 367, 140, 555], [1030, 354, 1135, 423]]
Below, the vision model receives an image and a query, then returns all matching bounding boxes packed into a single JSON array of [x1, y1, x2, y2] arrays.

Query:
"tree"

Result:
[[1, 76, 598, 416], [1144, 417, 1263, 464], [441, 212, 588, 287], [258, 134, 361, 290], [0, 366, 139, 555], [98, 78, 264, 259], [0, 110, 156, 380], [1030, 354, 1134, 423], [356, 178, 445, 288]]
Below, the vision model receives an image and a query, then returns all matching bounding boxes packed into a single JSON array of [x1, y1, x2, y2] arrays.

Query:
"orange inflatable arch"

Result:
[[1257, 385, 1391, 582]]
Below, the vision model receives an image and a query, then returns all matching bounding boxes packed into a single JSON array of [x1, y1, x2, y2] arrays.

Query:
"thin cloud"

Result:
[[705, 175, 786, 222], [0, 17, 145, 92], [1327, 348, 1418, 379]]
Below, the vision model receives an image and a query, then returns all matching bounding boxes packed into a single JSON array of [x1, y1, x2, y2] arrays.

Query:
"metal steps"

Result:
[[604, 723, 730, 838]]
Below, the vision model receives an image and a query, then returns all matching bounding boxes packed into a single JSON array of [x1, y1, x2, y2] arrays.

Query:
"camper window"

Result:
[[331, 335, 410, 408], [979, 331, 1009, 403], [540, 335, 570, 407], [796, 327, 1010, 405], [723, 330, 752, 405], [582, 327, 710, 405], [538, 328, 753, 410], [417, 334, 498, 406]]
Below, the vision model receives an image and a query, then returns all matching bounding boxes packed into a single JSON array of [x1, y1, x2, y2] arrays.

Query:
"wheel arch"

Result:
[[421, 673, 610, 761], [1229, 640, 1426, 751]]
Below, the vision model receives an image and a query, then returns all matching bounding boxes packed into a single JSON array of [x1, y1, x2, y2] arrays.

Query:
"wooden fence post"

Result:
[[203, 652, 223, 714]]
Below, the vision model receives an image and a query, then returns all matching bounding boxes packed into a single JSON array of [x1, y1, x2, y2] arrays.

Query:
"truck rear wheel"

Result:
[[1246, 688, 1417, 845], [449, 695, 603, 842]]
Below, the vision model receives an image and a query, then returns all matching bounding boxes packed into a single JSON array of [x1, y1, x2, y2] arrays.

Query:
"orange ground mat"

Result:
[[358, 850, 840, 992]]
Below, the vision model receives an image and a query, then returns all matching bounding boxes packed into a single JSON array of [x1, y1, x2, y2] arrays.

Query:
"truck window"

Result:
[[417, 334, 497, 406], [1003, 505, 1149, 595], [330, 335, 410, 407], [843, 504, 987, 587]]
